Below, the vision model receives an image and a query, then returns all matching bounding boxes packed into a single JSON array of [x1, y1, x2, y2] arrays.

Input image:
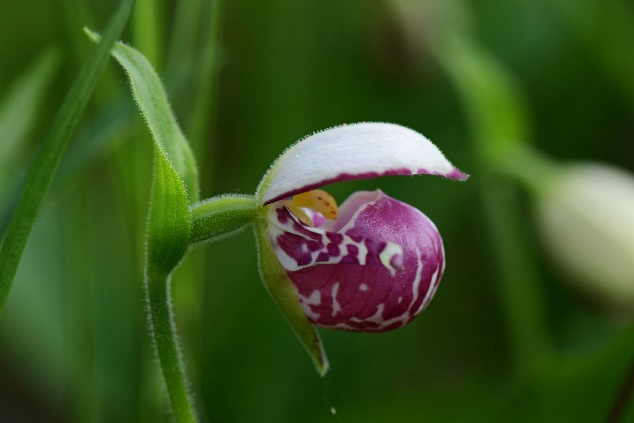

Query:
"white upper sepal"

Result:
[[256, 122, 468, 205]]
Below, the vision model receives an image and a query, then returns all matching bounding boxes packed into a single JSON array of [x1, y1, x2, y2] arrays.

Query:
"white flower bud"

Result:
[[536, 164, 634, 315]]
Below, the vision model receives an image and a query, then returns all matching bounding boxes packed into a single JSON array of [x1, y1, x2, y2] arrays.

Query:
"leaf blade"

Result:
[[85, 28, 199, 202]]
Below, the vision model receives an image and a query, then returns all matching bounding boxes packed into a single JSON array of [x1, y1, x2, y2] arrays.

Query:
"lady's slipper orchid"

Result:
[[253, 122, 467, 354], [266, 189, 447, 331]]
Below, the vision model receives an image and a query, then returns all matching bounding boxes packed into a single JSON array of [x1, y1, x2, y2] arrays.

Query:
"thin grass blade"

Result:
[[0, 0, 136, 317]]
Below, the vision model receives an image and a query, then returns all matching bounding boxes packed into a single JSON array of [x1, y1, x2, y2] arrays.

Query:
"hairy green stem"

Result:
[[190, 195, 258, 245], [146, 269, 197, 423], [0, 0, 136, 317]]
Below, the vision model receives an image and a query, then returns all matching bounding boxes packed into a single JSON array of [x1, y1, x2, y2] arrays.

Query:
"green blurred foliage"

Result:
[[0, 0, 633, 422]]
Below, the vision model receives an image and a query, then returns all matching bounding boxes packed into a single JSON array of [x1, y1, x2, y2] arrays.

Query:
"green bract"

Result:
[[84, 29, 199, 201], [86, 30, 201, 422]]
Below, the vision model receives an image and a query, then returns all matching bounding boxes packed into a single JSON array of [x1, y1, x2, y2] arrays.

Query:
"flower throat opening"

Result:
[[283, 189, 338, 226]]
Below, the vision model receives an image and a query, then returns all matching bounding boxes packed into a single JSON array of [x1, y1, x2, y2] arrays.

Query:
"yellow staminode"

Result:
[[283, 189, 338, 226]]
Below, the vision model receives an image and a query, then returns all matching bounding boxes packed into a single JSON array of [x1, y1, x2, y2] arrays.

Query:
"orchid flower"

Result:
[[91, 35, 467, 418], [239, 122, 467, 373]]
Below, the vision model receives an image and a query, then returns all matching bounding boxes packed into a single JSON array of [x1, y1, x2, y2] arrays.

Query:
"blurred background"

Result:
[[1, 0, 633, 421]]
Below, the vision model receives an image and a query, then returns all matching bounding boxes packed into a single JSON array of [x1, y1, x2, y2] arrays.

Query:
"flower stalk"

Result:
[[190, 195, 258, 245]]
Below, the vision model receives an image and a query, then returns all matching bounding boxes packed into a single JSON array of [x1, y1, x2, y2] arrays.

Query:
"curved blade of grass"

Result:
[[146, 147, 197, 422], [85, 28, 199, 202], [0, 0, 136, 317]]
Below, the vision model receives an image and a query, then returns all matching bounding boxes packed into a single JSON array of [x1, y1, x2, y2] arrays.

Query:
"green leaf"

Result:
[[254, 220, 329, 376], [146, 149, 191, 277], [87, 27, 202, 420], [0, 0, 136, 317], [190, 195, 257, 245], [85, 28, 199, 203], [145, 147, 197, 422]]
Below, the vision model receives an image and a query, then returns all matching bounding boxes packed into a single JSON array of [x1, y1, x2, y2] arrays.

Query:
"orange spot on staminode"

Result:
[[283, 189, 338, 226]]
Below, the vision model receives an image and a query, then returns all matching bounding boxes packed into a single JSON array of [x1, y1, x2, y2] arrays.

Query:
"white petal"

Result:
[[256, 122, 468, 205]]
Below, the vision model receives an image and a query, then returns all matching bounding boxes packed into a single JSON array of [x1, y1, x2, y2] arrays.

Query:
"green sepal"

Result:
[[190, 195, 258, 246], [254, 215, 329, 376], [84, 28, 199, 203]]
